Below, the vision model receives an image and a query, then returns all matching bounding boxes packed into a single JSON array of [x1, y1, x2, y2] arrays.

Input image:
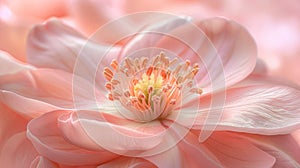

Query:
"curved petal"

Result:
[[0, 68, 99, 117], [70, 108, 207, 160], [27, 110, 118, 166], [202, 131, 275, 168], [0, 132, 39, 168], [170, 74, 300, 135], [0, 90, 57, 118], [30, 156, 59, 168], [236, 132, 300, 168], [176, 131, 222, 168], [30, 156, 99, 168], [143, 135, 182, 168], [0, 50, 34, 75], [74, 109, 167, 155], [27, 18, 84, 71], [213, 78, 300, 134], [97, 157, 156, 168], [0, 103, 27, 150], [122, 17, 256, 92], [195, 17, 257, 89], [57, 111, 106, 151], [26, 18, 121, 83], [144, 123, 221, 168]]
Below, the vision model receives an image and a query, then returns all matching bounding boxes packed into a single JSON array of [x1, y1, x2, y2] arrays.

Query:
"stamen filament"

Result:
[[102, 52, 203, 122]]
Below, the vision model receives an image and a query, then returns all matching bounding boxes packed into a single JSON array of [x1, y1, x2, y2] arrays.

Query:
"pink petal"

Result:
[[213, 77, 300, 134], [120, 13, 191, 57], [176, 131, 222, 168], [122, 17, 256, 92], [27, 18, 85, 71], [202, 131, 275, 168], [196, 17, 257, 89], [0, 103, 27, 150], [97, 157, 156, 168], [30, 156, 59, 168], [0, 132, 38, 168], [0, 90, 57, 118], [30, 156, 96, 168], [27, 110, 118, 166], [70, 110, 205, 161], [142, 123, 221, 168], [0, 68, 99, 117], [57, 111, 106, 151], [0, 50, 33, 75], [27, 19, 121, 85], [144, 138, 183, 168], [170, 75, 300, 136], [74, 109, 167, 155], [236, 132, 300, 167]]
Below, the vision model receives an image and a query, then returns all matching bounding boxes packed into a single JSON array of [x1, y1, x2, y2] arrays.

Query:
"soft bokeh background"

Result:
[[1, 0, 299, 85]]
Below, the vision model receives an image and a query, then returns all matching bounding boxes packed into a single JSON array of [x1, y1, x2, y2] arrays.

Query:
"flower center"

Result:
[[103, 52, 202, 122]]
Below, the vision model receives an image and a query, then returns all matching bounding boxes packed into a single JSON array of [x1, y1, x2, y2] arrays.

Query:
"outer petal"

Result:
[[26, 19, 121, 82], [144, 123, 221, 168], [0, 68, 98, 117], [58, 108, 201, 160], [97, 157, 156, 168], [57, 111, 106, 151], [30, 156, 59, 168], [170, 75, 300, 135], [195, 17, 257, 89], [236, 132, 300, 168], [213, 76, 300, 134], [0, 103, 27, 150], [30, 156, 97, 168], [202, 131, 275, 168], [0, 90, 58, 118], [27, 110, 118, 166], [0, 50, 34, 75], [0, 132, 39, 168], [145, 144, 182, 168], [73, 109, 167, 155]]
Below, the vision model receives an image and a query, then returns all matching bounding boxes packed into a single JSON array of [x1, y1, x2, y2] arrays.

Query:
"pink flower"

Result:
[[1, 12, 300, 168]]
